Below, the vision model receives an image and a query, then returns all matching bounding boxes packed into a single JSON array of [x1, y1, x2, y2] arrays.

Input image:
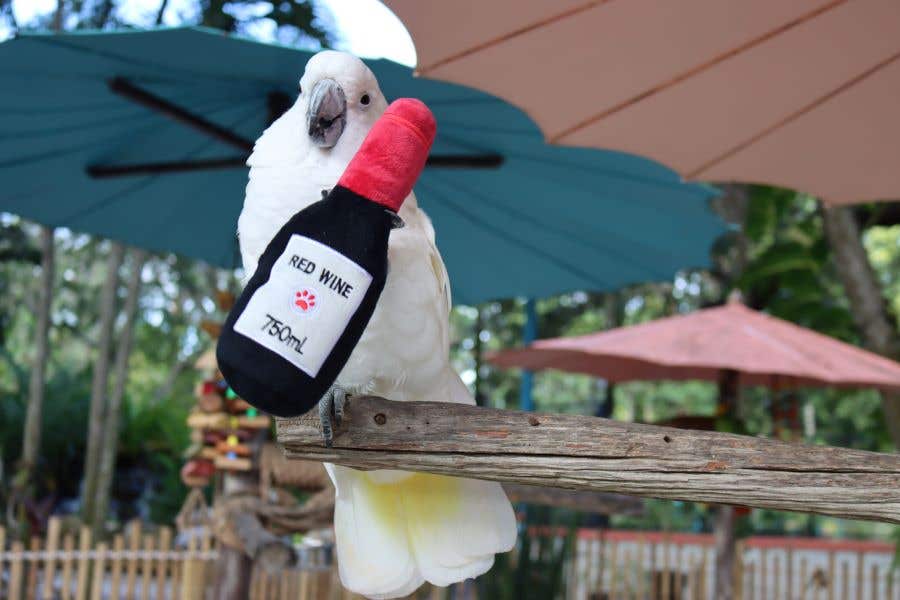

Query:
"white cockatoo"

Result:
[[237, 51, 517, 599]]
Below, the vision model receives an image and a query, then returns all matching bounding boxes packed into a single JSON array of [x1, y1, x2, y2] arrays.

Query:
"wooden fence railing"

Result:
[[0, 518, 347, 600], [4, 518, 897, 599], [0, 518, 447, 600], [568, 530, 900, 600]]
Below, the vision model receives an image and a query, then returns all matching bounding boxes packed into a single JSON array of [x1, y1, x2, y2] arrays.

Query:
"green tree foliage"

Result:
[[450, 188, 900, 540], [0, 0, 332, 47], [0, 0, 332, 531], [0, 222, 236, 525]]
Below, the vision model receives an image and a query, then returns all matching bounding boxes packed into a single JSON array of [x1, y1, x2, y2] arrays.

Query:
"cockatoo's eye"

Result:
[[360, 94, 370, 106]]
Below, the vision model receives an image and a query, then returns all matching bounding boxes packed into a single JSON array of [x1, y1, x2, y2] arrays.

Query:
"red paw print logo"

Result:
[[293, 289, 318, 315]]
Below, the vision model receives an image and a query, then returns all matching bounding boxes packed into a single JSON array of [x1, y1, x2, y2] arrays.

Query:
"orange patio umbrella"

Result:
[[385, 1, 900, 205], [488, 302, 900, 391]]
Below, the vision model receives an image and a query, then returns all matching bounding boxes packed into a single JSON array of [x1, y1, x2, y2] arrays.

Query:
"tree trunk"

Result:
[[233, 512, 296, 572], [821, 204, 900, 446], [213, 472, 259, 600], [92, 249, 147, 534], [51, 0, 63, 31], [80, 242, 124, 529], [212, 546, 253, 600], [713, 505, 736, 600], [712, 370, 740, 600], [20, 227, 54, 477], [154, 0, 169, 25]]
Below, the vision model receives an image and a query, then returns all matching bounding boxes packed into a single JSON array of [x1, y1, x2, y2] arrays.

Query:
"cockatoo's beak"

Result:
[[307, 78, 346, 148]]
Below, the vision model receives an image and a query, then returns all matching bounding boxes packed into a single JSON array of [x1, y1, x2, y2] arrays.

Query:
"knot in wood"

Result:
[[528, 416, 540, 426], [373, 413, 387, 425]]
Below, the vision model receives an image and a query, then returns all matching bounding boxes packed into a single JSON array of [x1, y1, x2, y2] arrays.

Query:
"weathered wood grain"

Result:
[[502, 483, 644, 516], [277, 396, 900, 523]]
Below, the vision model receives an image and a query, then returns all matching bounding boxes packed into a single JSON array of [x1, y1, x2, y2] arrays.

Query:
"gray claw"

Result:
[[318, 384, 349, 447], [333, 386, 347, 426]]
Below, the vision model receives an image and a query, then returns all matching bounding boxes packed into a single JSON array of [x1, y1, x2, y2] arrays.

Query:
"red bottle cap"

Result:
[[337, 98, 436, 212]]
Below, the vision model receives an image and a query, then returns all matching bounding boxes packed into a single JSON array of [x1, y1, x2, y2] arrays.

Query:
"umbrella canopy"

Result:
[[385, 1, 900, 205], [489, 302, 900, 390], [0, 27, 723, 305]]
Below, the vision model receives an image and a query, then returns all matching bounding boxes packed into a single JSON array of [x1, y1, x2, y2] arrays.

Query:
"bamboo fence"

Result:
[[571, 530, 900, 600], [4, 518, 898, 599], [0, 518, 350, 600]]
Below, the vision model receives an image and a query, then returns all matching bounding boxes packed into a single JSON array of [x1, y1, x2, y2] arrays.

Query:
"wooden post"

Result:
[[125, 522, 140, 600], [90, 542, 107, 600], [786, 546, 794, 600], [841, 560, 850, 599], [60, 534, 75, 600], [278, 397, 900, 523], [637, 536, 647, 600], [110, 534, 124, 600], [733, 540, 745, 600], [75, 526, 92, 600], [42, 516, 61, 600], [661, 537, 671, 600], [609, 538, 619, 600], [157, 527, 172, 599], [827, 549, 836, 600], [857, 551, 865, 600], [27, 536, 40, 600], [140, 535, 153, 600], [799, 557, 808, 600], [871, 563, 879, 600], [181, 533, 198, 600], [10, 540, 25, 600], [698, 547, 709, 600]]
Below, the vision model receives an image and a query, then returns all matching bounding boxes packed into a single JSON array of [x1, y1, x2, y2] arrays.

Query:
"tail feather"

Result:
[[329, 465, 422, 598], [404, 474, 516, 586], [328, 465, 516, 598]]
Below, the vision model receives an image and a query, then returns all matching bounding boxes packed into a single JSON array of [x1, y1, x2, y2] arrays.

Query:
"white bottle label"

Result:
[[234, 235, 373, 377]]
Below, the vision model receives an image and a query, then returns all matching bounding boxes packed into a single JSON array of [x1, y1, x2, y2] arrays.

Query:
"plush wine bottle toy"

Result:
[[217, 99, 436, 417]]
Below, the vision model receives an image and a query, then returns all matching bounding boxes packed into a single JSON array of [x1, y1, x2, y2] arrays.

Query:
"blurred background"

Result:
[[1, 1, 899, 599]]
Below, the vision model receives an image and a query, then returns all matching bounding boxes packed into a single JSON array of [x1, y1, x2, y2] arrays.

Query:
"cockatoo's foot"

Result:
[[318, 384, 348, 447]]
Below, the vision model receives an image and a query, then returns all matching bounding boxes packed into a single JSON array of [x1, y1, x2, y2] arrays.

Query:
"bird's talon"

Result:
[[318, 384, 348, 447]]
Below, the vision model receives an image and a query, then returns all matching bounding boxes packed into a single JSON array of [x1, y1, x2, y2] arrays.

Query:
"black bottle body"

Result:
[[217, 187, 393, 417]]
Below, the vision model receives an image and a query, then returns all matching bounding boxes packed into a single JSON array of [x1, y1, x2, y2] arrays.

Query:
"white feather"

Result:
[[238, 50, 516, 599]]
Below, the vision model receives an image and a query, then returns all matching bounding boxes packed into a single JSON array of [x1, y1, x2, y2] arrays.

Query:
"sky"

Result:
[[6, 0, 417, 65]]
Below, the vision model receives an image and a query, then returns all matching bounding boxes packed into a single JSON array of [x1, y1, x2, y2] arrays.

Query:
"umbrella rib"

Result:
[[417, 1, 610, 74], [109, 77, 254, 153], [61, 104, 260, 228], [435, 131, 712, 198], [687, 47, 900, 179], [549, 0, 846, 143]]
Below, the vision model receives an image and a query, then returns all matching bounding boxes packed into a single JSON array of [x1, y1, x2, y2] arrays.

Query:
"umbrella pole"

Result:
[[519, 298, 537, 411], [714, 369, 740, 600]]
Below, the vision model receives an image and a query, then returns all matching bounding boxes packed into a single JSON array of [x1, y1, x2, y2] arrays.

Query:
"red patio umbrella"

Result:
[[489, 302, 900, 391], [489, 300, 900, 597]]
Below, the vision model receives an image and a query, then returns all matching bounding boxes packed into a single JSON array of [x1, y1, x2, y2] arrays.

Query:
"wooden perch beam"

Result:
[[277, 397, 900, 524], [502, 483, 643, 516]]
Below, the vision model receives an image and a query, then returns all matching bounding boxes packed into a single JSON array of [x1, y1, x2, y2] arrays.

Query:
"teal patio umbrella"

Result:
[[0, 27, 724, 304]]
